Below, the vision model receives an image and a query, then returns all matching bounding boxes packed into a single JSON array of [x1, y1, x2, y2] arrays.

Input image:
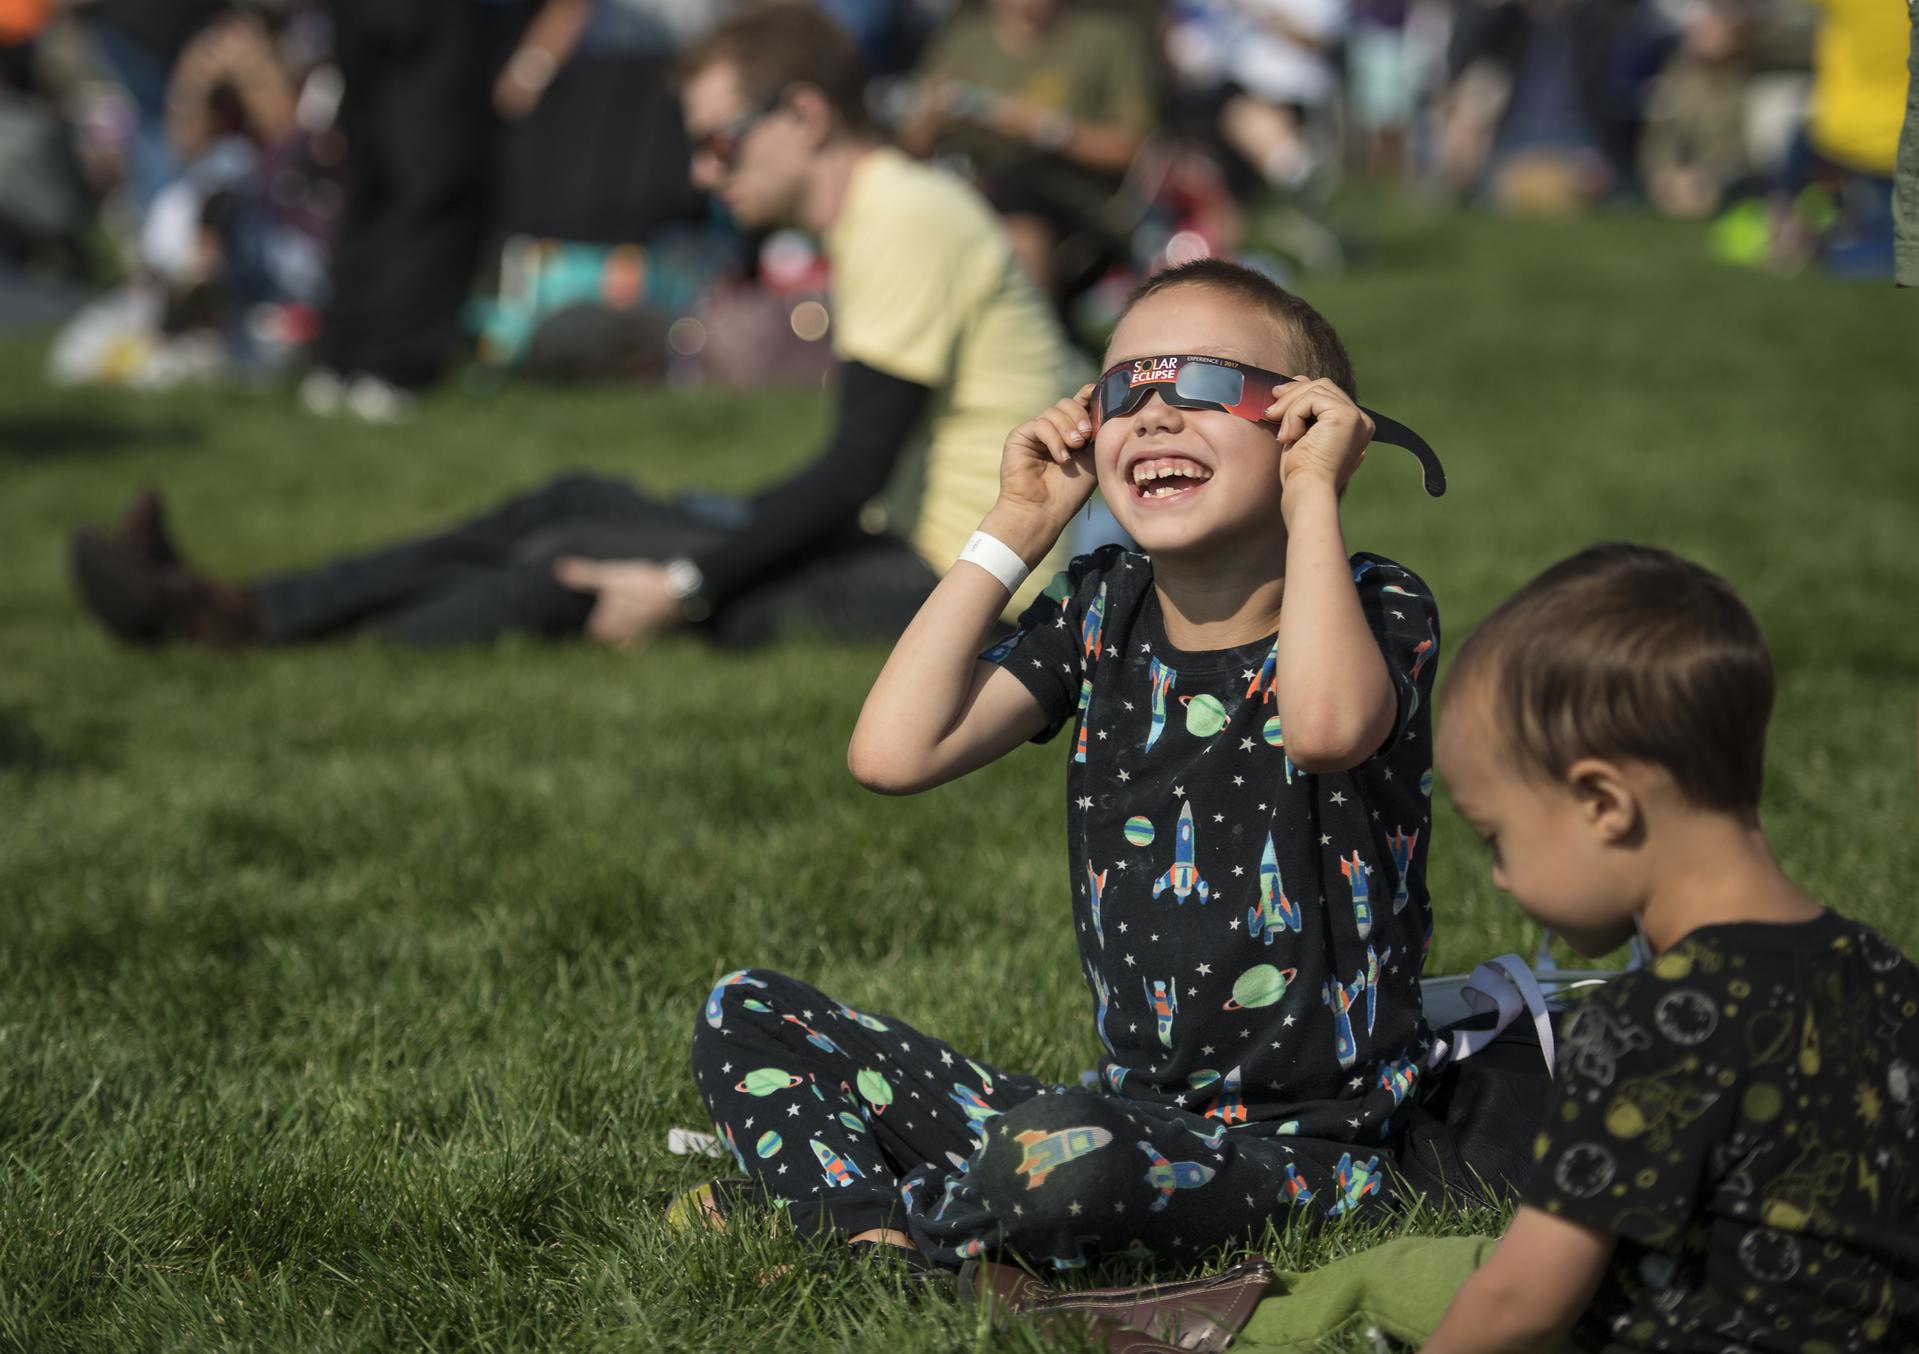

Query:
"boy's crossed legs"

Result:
[[691, 970, 1391, 1270]]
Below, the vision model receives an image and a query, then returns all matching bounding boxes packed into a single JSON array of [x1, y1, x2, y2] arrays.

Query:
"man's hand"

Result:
[[1266, 376, 1374, 511], [988, 385, 1097, 559], [552, 557, 684, 647]]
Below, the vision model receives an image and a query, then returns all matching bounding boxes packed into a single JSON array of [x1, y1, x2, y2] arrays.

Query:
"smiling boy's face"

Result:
[[1096, 285, 1297, 558]]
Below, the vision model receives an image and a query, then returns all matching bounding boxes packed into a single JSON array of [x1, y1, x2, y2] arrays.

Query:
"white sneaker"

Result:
[[298, 367, 344, 416], [343, 373, 417, 424]]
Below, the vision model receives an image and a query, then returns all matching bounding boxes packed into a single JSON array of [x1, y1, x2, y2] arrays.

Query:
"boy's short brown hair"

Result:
[[678, 2, 872, 135], [1445, 543, 1774, 816], [1118, 259, 1359, 400]]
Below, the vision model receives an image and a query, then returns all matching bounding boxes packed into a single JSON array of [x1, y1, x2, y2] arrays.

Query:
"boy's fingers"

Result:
[[1048, 406, 1088, 447]]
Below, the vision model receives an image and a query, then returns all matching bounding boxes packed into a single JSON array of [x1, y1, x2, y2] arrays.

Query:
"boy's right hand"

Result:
[[987, 385, 1098, 560]]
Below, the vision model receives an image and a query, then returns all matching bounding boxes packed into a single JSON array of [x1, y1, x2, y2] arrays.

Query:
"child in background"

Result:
[[1415, 544, 1919, 1351], [685, 257, 1448, 1270]]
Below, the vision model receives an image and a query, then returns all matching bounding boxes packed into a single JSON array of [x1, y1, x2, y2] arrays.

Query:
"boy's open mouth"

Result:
[[1129, 456, 1214, 502]]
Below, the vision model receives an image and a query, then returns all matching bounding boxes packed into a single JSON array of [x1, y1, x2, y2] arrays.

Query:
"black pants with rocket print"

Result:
[[692, 969, 1395, 1270]]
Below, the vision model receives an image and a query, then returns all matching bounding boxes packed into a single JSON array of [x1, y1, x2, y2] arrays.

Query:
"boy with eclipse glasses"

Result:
[[686, 258, 1455, 1269]]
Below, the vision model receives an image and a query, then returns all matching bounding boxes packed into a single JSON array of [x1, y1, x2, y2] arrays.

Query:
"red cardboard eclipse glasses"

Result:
[[1092, 354, 1446, 498]]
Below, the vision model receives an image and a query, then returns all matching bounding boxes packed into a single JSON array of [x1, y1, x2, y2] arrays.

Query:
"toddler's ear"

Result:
[[1566, 757, 1643, 847]]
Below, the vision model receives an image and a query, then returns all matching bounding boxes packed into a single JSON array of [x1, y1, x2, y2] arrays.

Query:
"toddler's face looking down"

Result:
[[1435, 680, 1642, 955], [1095, 285, 1301, 558]]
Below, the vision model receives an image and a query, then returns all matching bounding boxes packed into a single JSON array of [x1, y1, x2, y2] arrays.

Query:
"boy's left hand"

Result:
[[1267, 377, 1374, 512]]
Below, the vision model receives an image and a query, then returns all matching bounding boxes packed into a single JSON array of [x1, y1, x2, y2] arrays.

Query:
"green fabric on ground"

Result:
[[1237, 1235, 1497, 1350]]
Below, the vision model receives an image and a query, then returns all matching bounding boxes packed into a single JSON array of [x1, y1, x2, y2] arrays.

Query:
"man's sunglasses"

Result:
[[1092, 354, 1446, 498], [691, 91, 784, 170]]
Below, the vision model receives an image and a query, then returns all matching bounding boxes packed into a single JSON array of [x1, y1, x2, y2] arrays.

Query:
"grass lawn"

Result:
[[2, 207, 1916, 1352]]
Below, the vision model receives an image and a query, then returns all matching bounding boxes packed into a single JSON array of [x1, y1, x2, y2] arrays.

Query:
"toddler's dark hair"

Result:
[[1445, 543, 1774, 817], [1118, 259, 1358, 400]]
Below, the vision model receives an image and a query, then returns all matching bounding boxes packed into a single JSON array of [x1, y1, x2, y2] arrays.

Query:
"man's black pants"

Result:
[[250, 473, 940, 647]]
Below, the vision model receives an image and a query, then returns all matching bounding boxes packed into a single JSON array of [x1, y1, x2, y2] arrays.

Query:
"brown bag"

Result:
[[957, 1255, 1274, 1352]]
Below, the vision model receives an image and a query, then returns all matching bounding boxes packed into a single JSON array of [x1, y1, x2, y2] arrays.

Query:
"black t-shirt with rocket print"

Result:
[[985, 545, 1440, 1146]]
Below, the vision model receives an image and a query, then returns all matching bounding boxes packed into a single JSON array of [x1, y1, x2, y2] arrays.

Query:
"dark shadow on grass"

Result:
[[0, 705, 122, 779], [0, 413, 205, 461]]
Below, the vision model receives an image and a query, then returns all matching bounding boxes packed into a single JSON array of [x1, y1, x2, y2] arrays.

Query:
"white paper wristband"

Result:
[[957, 530, 1030, 595]]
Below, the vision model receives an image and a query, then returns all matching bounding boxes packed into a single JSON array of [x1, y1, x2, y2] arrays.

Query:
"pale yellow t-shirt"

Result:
[[825, 147, 1082, 613], [1803, 0, 1908, 176]]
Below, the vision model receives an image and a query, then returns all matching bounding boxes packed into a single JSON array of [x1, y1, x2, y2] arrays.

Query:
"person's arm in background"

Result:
[[848, 388, 1096, 793], [494, 0, 592, 122], [1420, 1207, 1614, 1353], [552, 361, 928, 644]]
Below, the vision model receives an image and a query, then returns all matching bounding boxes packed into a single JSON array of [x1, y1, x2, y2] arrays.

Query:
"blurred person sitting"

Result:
[[898, 0, 1157, 310], [69, 2, 1080, 653], [1163, 0, 1345, 195], [1638, 0, 1755, 218], [1435, 0, 1664, 213]]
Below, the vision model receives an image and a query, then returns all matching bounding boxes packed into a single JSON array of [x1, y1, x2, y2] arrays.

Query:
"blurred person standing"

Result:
[[899, 0, 1157, 310], [299, 0, 536, 421], [70, 3, 1080, 652]]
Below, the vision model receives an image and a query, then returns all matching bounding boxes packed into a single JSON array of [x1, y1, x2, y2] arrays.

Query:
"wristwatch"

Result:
[[662, 557, 711, 622]]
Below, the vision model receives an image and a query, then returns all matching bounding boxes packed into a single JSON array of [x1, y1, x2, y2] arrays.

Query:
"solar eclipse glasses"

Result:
[[1093, 354, 1446, 498]]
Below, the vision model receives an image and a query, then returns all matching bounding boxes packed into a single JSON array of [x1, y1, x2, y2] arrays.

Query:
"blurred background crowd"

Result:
[[1, 0, 1908, 412]]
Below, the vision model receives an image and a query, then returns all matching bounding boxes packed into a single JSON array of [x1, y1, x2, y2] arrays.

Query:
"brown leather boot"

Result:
[[69, 530, 260, 647]]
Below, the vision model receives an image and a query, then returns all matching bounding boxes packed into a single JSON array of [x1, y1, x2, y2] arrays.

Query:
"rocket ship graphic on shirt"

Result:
[[1323, 970, 1365, 1070], [1340, 850, 1373, 940], [1153, 800, 1211, 905], [1386, 826, 1418, 914], [1145, 656, 1177, 752], [1144, 977, 1179, 1046], [1246, 642, 1278, 707], [1073, 585, 1108, 763], [1088, 963, 1116, 1054], [1087, 861, 1109, 947], [1247, 833, 1301, 942]]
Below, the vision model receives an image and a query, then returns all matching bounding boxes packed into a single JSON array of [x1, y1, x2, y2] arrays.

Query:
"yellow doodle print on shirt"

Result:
[[1759, 1127, 1851, 1231], [1605, 1066, 1721, 1150]]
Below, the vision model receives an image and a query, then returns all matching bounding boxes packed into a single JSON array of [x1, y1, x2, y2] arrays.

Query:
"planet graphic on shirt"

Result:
[[1181, 694, 1228, 737], [756, 1131, 783, 1158], [738, 1068, 805, 1097], [1419, 768, 1433, 797], [1123, 815, 1156, 847], [1187, 1068, 1221, 1092], [856, 1068, 894, 1111], [1222, 963, 1297, 1010], [1262, 716, 1285, 748], [838, 1111, 867, 1134]]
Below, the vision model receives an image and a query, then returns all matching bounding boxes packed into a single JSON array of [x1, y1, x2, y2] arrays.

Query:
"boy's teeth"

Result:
[[1131, 462, 1214, 489]]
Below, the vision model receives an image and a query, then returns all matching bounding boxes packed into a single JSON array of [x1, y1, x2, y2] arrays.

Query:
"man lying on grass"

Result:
[[69, 3, 1077, 650]]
